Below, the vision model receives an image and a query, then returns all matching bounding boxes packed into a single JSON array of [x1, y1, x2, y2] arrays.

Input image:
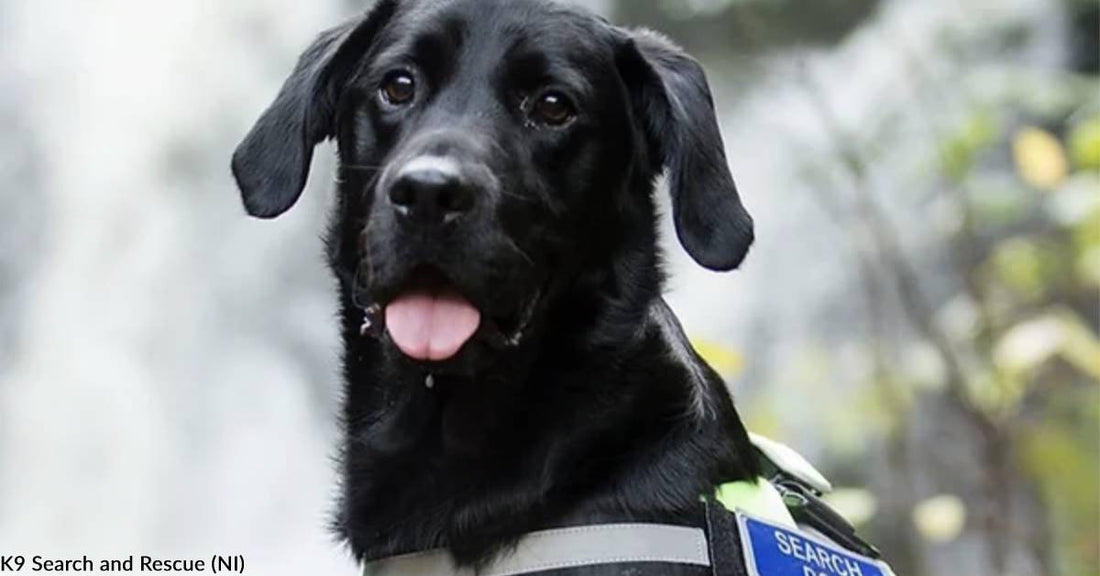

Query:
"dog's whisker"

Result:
[[497, 188, 537, 204], [342, 163, 385, 172], [504, 237, 536, 266]]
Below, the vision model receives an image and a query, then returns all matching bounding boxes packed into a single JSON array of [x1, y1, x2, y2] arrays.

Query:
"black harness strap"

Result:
[[704, 496, 749, 576]]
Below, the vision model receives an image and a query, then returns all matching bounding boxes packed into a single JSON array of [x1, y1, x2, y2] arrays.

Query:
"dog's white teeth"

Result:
[[359, 304, 384, 338], [425, 374, 436, 389], [504, 330, 523, 348]]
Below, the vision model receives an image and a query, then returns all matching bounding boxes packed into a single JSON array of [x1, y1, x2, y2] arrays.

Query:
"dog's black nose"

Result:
[[388, 157, 475, 225]]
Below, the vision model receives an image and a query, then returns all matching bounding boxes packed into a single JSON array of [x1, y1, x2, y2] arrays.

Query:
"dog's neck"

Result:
[[331, 249, 756, 566]]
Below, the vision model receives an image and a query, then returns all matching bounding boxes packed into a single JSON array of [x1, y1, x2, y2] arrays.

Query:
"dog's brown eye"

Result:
[[531, 92, 575, 126], [380, 71, 416, 105]]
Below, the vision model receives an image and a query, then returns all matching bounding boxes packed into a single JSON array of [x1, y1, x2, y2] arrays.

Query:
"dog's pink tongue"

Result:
[[385, 291, 481, 361]]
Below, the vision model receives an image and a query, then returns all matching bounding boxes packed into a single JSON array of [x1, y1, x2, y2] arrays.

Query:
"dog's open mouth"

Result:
[[359, 266, 543, 363], [383, 267, 482, 362]]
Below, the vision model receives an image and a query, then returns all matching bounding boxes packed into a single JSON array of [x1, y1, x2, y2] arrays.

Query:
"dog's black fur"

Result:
[[233, 0, 757, 572]]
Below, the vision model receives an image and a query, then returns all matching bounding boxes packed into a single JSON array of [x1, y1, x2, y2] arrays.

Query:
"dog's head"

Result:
[[233, 0, 752, 370]]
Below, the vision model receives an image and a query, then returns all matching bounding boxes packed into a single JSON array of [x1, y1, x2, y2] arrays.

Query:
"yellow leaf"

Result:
[[913, 495, 967, 543], [1069, 116, 1100, 171], [994, 308, 1100, 383], [1013, 127, 1069, 191], [1053, 311, 1100, 381], [994, 315, 1066, 375], [690, 338, 745, 377]]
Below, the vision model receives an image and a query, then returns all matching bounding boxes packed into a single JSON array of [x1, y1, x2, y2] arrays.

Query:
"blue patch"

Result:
[[738, 514, 890, 576]]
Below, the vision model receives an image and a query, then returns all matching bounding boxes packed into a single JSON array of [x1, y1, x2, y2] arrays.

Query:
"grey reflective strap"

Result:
[[363, 523, 711, 576]]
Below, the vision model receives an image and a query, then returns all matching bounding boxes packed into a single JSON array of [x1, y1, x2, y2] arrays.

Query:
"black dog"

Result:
[[233, 0, 757, 572]]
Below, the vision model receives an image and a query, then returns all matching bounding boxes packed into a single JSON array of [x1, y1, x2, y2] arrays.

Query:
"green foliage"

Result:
[[678, 1, 1099, 572], [1018, 388, 1100, 575], [811, 35, 1097, 576], [1068, 116, 1100, 171], [942, 73, 1100, 574], [940, 110, 998, 182], [986, 238, 1066, 302]]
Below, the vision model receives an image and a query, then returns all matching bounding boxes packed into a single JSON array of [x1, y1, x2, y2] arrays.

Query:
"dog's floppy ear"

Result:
[[232, 1, 397, 219], [618, 29, 753, 271]]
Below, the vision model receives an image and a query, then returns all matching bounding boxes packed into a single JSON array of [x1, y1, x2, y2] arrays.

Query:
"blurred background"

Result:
[[0, 0, 1096, 574]]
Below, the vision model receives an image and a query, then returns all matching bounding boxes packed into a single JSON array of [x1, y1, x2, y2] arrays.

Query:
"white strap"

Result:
[[749, 433, 833, 494], [363, 523, 711, 576]]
